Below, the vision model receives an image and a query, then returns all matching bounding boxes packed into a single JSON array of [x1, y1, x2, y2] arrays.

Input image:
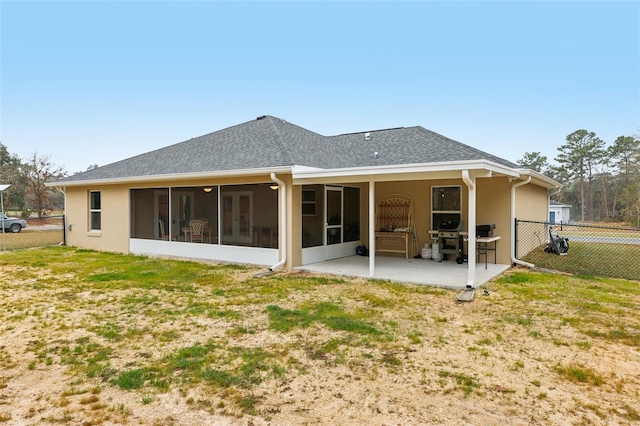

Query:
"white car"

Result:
[[1, 214, 27, 233]]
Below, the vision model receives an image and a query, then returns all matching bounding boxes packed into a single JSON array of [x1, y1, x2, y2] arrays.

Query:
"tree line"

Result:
[[0, 143, 67, 218], [517, 130, 640, 226]]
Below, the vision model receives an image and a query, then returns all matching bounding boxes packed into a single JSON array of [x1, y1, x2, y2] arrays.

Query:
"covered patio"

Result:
[[294, 255, 510, 290]]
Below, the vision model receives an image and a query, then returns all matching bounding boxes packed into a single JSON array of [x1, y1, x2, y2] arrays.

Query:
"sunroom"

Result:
[[128, 182, 281, 266]]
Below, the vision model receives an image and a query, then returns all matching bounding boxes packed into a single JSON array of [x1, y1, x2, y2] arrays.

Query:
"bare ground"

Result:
[[0, 259, 639, 426]]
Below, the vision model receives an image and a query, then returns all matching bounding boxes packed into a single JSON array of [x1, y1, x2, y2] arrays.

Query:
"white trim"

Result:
[[47, 166, 293, 188], [89, 190, 101, 231], [269, 172, 287, 271], [516, 169, 561, 189], [130, 239, 278, 266], [430, 185, 462, 229], [369, 180, 375, 277], [511, 176, 535, 268], [462, 170, 476, 288], [301, 245, 327, 265], [292, 160, 519, 181]]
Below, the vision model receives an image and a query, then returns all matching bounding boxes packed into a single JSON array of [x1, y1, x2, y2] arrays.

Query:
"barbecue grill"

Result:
[[436, 220, 465, 264]]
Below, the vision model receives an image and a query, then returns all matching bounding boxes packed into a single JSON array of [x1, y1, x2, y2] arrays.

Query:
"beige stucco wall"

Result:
[[62, 172, 549, 269], [373, 179, 462, 251], [364, 176, 527, 265], [65, 184, 131, 252], [63, 173, 291, 257], [515, 182, 548, 222]]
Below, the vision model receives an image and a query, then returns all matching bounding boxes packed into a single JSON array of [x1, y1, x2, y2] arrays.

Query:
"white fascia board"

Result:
[[516, 169, 561, 189], [292, 160, 519, 183], [45, 166, 293, 188]]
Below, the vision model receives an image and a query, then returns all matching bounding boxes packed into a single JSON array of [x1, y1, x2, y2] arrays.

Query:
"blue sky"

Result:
[[1, 1, 638, 174]]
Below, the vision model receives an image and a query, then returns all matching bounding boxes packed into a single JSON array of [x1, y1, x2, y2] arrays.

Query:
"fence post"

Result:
[[62, 215, 67, 246], [514, 218, 518, 260]]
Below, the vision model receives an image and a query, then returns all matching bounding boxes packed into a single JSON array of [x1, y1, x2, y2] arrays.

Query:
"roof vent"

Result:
[[256, 115, 267, 120], [365, 132, 371, 140]]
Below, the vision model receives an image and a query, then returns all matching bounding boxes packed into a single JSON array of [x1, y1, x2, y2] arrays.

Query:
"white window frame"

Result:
[[89, 190, 101, 231], [302, 188, 317, 216], [431, 185, 461, 228]]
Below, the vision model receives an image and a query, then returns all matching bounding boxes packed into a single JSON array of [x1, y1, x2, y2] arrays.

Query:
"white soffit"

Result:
[[45, 166, 293, 188], [292, 160, 517, 184]]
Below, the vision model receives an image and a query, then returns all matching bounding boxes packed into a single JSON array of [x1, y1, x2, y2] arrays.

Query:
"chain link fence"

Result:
[[0, 215, 65, 251], [515, 219, 640, 281]]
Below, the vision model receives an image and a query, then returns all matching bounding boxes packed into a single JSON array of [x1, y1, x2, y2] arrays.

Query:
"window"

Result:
[[302, 189, 316, 216], [89, 191, 101, 231], [431, 186, 461, 228]]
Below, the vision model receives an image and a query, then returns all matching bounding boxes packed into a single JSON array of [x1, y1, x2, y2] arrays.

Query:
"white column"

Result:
[[369, 180, 375, 277], [462, 170, 476, 288]]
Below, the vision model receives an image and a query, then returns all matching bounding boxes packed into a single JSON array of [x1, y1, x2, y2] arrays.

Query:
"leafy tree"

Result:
[[555, 130, 605, 221], [516, 152, 550, 174], [609, 135, 640, 182], [608, 135, 640, 222], [0, 142, 27, 211], [21, 153, 67, 218]]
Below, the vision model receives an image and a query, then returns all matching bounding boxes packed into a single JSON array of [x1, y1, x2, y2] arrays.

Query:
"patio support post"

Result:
[[369, 180, 375, 277], [269, 173, 287, 271], [462, 170, 476, 288]]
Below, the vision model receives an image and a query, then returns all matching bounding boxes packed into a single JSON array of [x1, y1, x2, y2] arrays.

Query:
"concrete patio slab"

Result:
[[294, 255, 511, 290]]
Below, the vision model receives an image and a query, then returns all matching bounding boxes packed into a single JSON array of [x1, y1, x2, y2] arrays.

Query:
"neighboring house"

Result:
[[49, 115, 560, 288], [549, 200, 571, 224]]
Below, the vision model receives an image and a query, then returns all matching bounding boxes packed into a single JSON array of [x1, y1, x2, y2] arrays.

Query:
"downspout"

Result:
[[462, 170, 476, 288], [510, 176, 534, 268], [269, 172, 287, 272]]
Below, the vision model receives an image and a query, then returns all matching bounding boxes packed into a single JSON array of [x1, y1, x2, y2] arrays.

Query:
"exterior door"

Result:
[[549, 211, 556, 224], [222, 192, 252, 244], [326, 187, 343, 260], [171, 191, 193, 240]]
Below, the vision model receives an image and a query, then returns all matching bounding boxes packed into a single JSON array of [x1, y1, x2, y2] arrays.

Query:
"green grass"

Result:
[[554, 363, 603, 386], [0, 246, 638, 424], [438, 370, 481, 396], [0, 229, 63, 250], [266, 302, 382, 336], [521, 241, 640, 281], [114, 369, 146, 390]]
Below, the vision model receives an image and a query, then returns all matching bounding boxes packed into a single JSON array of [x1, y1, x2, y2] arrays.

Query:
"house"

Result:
[[49, 115, 560, 288], [549, 200, 571, 224]]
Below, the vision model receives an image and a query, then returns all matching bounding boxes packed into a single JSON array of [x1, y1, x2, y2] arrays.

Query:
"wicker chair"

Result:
[[374, 194, 414, 258], [159, 219, 177, 241], [188, 219, 208, 243]]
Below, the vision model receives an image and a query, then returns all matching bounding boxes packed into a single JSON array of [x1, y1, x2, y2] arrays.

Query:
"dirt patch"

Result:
[[0, 258, 639, 425]]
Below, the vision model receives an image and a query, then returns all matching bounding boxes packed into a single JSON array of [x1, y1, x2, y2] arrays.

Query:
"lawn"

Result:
[[0, 247, 638, 425], [0, 229, 63, 250], [521, 241, 640, 280]]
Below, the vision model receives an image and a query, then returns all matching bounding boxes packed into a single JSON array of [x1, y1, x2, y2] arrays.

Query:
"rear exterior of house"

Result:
[[53, 116, 557, 286]]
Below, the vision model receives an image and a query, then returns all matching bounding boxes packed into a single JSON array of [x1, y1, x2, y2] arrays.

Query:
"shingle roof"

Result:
[[56, 115, 518, 183]]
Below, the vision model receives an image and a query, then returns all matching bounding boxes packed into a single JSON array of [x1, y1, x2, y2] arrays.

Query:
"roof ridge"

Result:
[[266, 116, 295, 165], [338, 127, 404, 136]]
